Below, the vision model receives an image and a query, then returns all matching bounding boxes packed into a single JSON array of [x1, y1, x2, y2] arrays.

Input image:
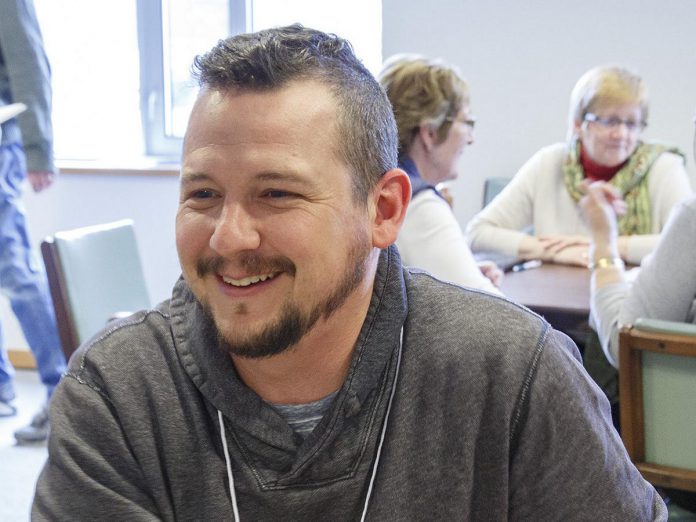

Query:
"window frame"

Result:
[[136, 0, 250, 158]]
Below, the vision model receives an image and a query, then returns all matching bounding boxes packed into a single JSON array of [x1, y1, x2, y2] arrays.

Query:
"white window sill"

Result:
[[56, 158, 180, 177]]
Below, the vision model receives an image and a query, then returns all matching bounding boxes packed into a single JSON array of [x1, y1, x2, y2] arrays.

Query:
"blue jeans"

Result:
[[0, 143, 65, 403]]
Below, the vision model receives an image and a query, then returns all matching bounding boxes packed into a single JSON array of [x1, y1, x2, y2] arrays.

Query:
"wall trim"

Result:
[[9, 349, 36, 369]]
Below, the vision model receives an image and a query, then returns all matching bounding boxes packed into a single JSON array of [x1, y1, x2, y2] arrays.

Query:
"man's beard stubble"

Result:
[[195, 233, 372, 359]]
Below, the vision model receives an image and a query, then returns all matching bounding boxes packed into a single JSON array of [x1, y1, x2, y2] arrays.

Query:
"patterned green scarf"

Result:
[[563, 140, 684, 235]]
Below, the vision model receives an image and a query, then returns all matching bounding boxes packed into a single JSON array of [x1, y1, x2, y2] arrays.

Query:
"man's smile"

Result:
[[221, 272, 279, 287]]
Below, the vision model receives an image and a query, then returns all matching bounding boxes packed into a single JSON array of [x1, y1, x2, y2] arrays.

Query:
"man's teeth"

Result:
[[222, 273, 276, 287]]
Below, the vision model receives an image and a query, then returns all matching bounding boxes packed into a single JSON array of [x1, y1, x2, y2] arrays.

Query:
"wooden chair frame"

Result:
[[619, 325, 696, 492], [41, 238, 81, 360]]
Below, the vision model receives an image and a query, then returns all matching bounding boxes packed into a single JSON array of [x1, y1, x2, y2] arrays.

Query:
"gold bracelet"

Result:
[[587, 256, 624, 271]]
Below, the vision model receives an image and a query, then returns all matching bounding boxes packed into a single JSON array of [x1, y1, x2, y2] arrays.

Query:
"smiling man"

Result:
[[33, 26, 665, 521]]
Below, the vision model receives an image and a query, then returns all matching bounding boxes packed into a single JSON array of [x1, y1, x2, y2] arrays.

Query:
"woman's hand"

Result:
[[549, 244, 589, 267], [477, 260, 504, 287], [579, 181, 625, 259], [538, 234, 589, 254], [517, 182, 626, 266], [579, 181, 626, 241], [518, 234, 589, 264]]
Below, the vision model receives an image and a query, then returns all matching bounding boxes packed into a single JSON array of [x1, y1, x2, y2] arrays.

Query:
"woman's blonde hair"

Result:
[[378, 54, 469, 155], [567, 64, 648, 140]]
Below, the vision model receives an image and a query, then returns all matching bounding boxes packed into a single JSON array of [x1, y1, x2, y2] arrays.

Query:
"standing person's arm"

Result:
[[0, 0, 56, 190]]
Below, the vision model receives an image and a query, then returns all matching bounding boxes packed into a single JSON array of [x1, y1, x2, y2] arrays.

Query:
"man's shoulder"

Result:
[[66, 300, 174, 383], [403, 267, 551, 356], [400, 268, 580, 417]]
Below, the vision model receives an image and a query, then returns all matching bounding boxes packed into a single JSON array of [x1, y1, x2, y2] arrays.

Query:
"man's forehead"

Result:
[[195, 80, 338, 120], [184, 80, 343, 158]]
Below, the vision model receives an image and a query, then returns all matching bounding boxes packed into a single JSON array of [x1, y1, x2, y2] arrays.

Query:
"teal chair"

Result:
[[619, 318, 696, 493], [41, 220, 151, 360], [482, 177, 511, 208]]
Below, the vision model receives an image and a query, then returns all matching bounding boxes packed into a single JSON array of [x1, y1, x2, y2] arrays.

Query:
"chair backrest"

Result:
[[619, 318, 696, 493], [41, 219, 151, 360], [482, 177, 511, 208]]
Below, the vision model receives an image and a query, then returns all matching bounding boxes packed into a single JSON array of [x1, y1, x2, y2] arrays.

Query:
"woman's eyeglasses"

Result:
[[584, 113, 647, 133]]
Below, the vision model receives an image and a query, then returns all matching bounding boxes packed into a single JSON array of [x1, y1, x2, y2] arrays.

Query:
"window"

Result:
[[35, 0, 382, 162], [34, 0, 143, 160], [137, 0, 237, 157]]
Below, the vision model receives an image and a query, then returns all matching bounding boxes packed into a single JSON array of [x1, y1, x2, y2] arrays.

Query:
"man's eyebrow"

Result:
[[254, 171, 318, 187], [179, 172, 212, 184], [179, 170, 321, 188]]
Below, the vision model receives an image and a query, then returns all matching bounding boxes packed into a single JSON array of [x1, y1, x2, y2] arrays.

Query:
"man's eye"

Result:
[[192, 189, 216, 199], [263, 190, 292, 199]]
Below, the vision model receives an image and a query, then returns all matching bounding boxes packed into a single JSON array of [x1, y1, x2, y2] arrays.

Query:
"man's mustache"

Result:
[[196, 254, 296, 278]]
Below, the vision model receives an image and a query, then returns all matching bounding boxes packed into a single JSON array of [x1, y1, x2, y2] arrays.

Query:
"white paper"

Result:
[[0, 102, 27, 124]]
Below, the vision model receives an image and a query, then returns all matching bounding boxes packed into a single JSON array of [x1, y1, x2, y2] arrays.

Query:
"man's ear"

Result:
[[371, 168, 411, 249]]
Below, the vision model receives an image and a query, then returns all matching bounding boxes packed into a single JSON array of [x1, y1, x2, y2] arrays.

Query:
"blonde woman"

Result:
[[580, 108, 696, 368], [466, 64, 691, 267], [379, 54, 502, 293]]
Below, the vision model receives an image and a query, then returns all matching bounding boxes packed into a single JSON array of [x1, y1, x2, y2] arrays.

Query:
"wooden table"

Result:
[[500, 262, 592, 340]]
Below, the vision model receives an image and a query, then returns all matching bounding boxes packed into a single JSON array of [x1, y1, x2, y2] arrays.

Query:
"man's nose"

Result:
[[209, 203, 261, 255]]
